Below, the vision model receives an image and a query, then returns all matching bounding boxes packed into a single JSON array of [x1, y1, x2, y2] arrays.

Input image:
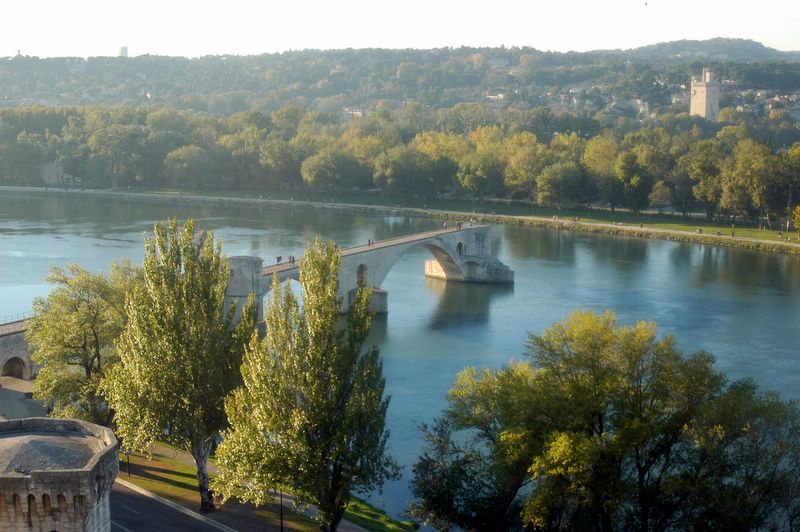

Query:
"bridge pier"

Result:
[[348, 287, 388, 315], [424, 256, 514, 283]]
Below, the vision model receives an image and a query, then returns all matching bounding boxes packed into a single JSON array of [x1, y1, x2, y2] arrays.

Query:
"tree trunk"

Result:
[[191, 439, 215, 513]]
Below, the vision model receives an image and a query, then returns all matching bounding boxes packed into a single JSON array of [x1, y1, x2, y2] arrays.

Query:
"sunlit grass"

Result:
[[344, 497, 417, 531], [120, 446, 414, 531]]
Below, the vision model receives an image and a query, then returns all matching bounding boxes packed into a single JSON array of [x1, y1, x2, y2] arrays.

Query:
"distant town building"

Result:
[[118, 46, 128, 58], [0, 418, 118, 531], [690, 68, 721, 121]]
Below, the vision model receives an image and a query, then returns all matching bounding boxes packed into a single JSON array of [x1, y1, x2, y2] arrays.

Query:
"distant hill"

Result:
[[1, 38, 800, 113], [615, 38, 800, 62]]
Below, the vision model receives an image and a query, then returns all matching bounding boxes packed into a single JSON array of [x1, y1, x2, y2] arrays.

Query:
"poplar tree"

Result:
[[103, 219, 255, 512], [213, 239, 398, 532]]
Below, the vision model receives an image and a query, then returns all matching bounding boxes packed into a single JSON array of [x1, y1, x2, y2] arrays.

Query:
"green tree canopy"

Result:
[[410, 310, 800, 531], [26, 261, 140, 425], [103, 219, 256, 512], [213, 239, 399, 532]]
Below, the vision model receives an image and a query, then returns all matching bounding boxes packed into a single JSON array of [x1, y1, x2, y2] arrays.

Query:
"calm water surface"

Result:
[[2, 192, 799, 517]]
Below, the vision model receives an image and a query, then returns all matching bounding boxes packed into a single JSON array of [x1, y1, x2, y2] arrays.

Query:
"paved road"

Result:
[[111, 481, 226, 532], [0, 377, 46, 420]]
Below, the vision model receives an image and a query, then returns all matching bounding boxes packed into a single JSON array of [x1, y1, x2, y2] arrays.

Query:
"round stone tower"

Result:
[[0, 418, 119, 532]]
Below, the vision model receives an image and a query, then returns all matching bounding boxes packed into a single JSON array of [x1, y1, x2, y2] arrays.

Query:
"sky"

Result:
[[3, 0, 799, 58]]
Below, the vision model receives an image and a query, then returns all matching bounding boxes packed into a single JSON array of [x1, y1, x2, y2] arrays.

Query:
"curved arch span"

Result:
[[1, 357, 27, 379]]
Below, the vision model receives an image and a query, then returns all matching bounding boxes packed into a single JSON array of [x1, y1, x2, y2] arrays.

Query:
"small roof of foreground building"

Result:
[[0, 430, 104, 474], [0, 417, 116, 475]]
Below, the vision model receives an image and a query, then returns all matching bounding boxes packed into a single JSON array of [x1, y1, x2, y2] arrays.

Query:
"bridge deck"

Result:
[[261, 223, 480, 277], [0, 320, 27, 337]]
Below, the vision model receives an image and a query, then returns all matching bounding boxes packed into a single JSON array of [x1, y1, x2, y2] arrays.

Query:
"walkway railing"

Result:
[[262, 223, 482, 275]]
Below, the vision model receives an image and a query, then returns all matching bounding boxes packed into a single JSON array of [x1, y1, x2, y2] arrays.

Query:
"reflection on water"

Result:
[[425, 278, 514, 330], [502, 224, 577, 263]]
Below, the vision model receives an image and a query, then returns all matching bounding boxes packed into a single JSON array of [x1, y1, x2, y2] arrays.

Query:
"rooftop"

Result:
[[0, 430, 103, 473], [0, 417, 116, 477]]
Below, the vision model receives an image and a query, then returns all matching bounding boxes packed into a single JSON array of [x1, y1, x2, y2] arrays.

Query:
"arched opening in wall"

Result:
[[2, 357, 26, 379], [357, 264, 368, 287], [28, 494, 37, 521], [456, 242, 464, 256], [57, 494, 67, 518], [42, 494, 52, 517]]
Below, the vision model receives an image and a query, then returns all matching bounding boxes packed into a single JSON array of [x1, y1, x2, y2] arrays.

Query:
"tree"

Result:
[[373, 145, 432, 198], [87, 124, 147, 187], [301, 147, 371, 191], [648, 180, 672, 210], [26, 261, 140, 426], [582, 132, 622, 210], [164, 144, 229, 190], [212, 239, 398, 532], [536, 161, 594, 209], [720, 139, 780, 225], [409, 363, 541, 531], [783, 143, 800, 231], [103, 219, 256, 513], [503, 132, 548, 201], [410, 311, 800, 531], [683, 139, 722, 220], [616, 150, 652, 214]]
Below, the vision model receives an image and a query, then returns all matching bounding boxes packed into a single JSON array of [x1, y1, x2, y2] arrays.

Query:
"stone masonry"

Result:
[[0, 418, 119, 532]]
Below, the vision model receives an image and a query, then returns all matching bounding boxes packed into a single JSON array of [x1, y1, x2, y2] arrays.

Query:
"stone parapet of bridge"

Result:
[[225, 224, 513, 316]]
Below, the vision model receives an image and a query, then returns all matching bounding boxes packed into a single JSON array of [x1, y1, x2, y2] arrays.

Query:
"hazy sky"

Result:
[[3, 0, 799, 58]]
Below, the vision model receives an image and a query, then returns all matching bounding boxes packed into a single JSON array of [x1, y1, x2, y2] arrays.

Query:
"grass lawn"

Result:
[[121, 447, 318, 531], [120, 446, 415, 531]]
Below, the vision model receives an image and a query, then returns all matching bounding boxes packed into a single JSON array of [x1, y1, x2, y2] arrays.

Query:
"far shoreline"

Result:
[[3, 186, 800, 256]]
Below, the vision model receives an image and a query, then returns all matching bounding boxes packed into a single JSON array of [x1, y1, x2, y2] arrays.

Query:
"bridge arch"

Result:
[[2, 356, 27, 379], [239, 224, 513, 318]]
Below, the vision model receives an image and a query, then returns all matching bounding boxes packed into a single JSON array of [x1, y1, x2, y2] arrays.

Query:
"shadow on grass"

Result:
[[120, 461, 199, 492]]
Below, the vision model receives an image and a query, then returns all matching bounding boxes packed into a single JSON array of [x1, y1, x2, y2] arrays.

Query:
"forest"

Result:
[[2, 38, 800, 225], [1, 102, 798, 226]]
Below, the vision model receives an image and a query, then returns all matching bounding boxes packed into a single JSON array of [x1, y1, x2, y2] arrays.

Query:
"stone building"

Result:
[[0, 418, 119, 532], [690, 67, 721, 121], [0, 321, 33, 380]]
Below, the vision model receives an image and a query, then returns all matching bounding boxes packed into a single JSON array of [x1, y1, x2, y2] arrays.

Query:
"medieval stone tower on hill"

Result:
[[690, 67, 721, 121]]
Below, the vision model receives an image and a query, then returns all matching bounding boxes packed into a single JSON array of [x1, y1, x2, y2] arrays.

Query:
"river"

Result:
[[1, 191, 799, 518]]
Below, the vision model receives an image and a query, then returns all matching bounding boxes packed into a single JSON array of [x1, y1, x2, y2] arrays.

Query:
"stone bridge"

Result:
[[0, 225, 513, 380], [0, 319, 33, 381], [226, 224, 514, 316]]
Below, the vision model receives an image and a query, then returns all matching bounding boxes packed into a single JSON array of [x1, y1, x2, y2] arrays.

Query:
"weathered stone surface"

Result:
[[0, 418, 118, 532], [0, 328, 32, 380]]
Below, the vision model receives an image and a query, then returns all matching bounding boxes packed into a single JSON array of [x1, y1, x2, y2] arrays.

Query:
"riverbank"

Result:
[[3, 186, 800, 255]]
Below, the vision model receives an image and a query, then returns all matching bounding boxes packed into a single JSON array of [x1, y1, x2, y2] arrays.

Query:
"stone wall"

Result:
[[0, 331, 32, 380], [0, 418, 119, 532]]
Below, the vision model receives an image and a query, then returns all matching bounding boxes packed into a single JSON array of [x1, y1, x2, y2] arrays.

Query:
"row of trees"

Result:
[[28, 221, 396, 530], [410, 311, 800, 530], [2, 104, 799, 224]]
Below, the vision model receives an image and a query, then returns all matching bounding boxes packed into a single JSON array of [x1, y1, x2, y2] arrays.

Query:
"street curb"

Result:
[[116, 478, 238, 532]]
